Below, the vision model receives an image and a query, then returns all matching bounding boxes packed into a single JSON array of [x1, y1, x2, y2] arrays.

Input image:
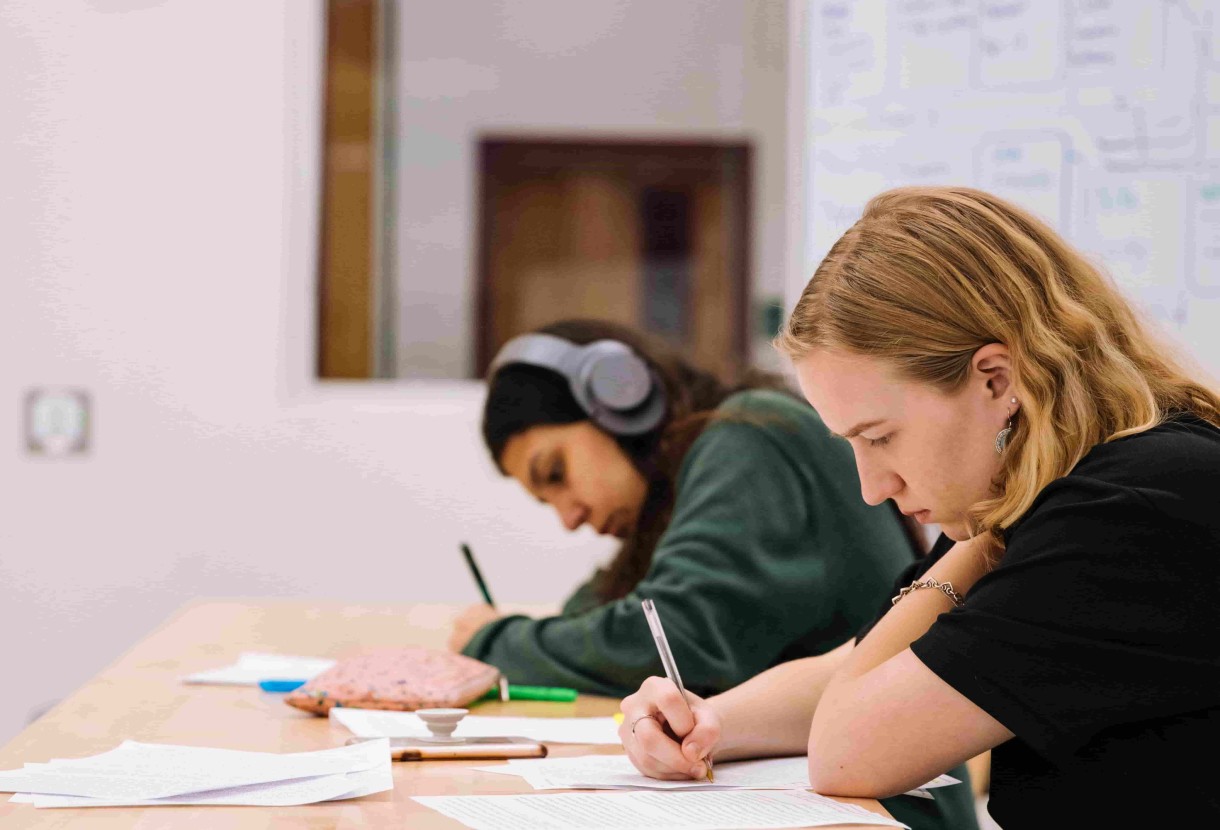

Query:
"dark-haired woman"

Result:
[[448, 319, 979, 830]]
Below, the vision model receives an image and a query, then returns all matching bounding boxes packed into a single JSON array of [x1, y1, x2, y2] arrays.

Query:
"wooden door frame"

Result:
[[316, 0, 377, 379]]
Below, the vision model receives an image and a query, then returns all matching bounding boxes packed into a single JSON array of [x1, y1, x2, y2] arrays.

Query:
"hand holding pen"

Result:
[[448, 543, 502, 652], [617, 599, 716, 782]]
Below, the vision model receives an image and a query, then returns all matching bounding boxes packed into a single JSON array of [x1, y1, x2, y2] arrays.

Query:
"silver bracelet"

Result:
[[891, 577, 965, 608]]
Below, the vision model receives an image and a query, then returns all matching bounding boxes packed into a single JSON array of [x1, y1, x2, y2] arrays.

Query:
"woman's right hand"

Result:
[[618, 676, 722, 780]]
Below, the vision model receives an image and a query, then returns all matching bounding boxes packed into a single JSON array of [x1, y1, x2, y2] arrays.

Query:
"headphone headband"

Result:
[[488, 333, 667, 435]]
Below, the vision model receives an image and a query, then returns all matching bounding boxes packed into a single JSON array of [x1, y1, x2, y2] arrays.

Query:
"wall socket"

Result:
[[25, 388, 91, 456]]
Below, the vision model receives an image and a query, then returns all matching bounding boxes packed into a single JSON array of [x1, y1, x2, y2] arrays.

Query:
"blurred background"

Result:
[[3, 0, 1219, 763]]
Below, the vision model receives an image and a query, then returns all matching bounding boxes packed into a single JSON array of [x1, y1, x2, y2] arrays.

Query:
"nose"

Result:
[[854, 453, 903, 507], [552, 496, 589, 532]]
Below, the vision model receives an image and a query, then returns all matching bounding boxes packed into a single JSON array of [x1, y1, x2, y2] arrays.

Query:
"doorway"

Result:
[[476, 139, 752, 380]]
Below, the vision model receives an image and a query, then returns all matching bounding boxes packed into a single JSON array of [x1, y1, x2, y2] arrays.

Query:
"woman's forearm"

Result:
[[807, 538, 996, 792], [815, 588, 952, 720], [816, 537, 990, 703], [707, 640, 852, 761]]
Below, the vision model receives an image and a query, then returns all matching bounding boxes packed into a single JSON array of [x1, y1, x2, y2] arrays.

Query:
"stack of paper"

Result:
[[414, 789, 910, 829], [0, 739, 392, 808], [183, 652, 335, 685], [472, 754, 959, 799], [332, 708, 621, 744]]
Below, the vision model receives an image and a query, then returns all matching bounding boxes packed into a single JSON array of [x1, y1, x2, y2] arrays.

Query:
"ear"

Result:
[[970, 343, 1014, 403]]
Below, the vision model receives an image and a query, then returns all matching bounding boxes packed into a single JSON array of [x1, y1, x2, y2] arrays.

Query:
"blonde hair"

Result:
[[778, 186, 1220, 548]]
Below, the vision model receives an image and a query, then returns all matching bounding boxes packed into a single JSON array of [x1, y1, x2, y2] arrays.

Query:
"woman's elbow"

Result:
[[806, 762, 906, 799], [806, 737, 911, 799], [806, 731, 861, 796]]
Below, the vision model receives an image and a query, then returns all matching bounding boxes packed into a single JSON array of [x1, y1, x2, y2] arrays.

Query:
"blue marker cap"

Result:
[[258, 678, 307, 693]]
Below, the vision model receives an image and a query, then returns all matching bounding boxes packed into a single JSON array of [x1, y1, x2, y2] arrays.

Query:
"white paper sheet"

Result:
[[325, 758, 396, 802], [413, 789, 909, 829], [182, 652, 335, 685], [17, 759, 395, 809], [331, 708, 621, 744], [0, 738, 388, 802], [899, 773, 960, 799], [17, 773, 357, 808], [38, 738, 381, 775], [471, 755, 958, 798]]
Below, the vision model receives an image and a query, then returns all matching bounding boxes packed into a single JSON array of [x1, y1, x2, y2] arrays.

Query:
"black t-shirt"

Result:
[[870, 416, 1220, 828]]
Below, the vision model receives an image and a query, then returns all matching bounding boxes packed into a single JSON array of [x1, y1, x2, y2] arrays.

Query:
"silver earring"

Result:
[[994, 397, 1018, 455]]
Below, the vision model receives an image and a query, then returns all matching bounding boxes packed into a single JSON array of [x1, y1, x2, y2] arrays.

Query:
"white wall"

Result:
[[0, 0, 616, 746], [392, 0, 791, 377]]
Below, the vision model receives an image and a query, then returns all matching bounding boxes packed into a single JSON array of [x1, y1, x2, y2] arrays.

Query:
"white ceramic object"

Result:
[[415, 708, 469, 742]]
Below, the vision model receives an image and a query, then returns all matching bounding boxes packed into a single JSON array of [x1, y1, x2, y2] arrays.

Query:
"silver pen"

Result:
[[641, 598, 714, 782]]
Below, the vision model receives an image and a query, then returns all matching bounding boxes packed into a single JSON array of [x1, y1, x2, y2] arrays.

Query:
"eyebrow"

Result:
[[832, 419, 887, 440]]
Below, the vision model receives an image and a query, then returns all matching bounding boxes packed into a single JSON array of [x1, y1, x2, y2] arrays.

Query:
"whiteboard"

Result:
[[795, 0, 1220, 379]]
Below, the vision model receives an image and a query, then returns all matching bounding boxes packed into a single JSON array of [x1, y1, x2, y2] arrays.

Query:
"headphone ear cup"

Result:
[[489, 334, 668, 436], [580, 352, 667, 436], [586, 378, 667, 435], [585, 352, 652, 411]]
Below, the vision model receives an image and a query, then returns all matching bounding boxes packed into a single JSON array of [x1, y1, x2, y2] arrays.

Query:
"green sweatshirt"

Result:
[[463, 389, 911, 695], [464, 389, 978, 830]]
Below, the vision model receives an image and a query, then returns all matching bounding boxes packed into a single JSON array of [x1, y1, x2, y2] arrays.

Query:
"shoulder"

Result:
[[1037, 416, 1219, 510], [673, 390, 814, 482], [715, 387, 812, 418], [680, 389, 838, 466], [1069, 416, 1220, 487], [709, 389, 830, 442], [1006, 416, 1220, 556], [677, 388, 849, 491]]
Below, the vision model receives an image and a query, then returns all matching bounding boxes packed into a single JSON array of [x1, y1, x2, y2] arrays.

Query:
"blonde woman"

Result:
[[618, 187, 1220, 828]]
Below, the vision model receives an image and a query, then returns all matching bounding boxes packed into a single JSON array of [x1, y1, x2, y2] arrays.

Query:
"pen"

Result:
[[640, 598, 713, 783], [460, 542, 496, 608]]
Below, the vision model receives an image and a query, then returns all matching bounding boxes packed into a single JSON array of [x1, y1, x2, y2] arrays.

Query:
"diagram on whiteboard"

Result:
[[803, 0, 1220, 370]]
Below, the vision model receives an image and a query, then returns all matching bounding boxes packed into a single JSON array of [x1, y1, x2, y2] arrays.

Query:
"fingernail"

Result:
[[689, 763, 705, 779], [686, 742, 701, 759]]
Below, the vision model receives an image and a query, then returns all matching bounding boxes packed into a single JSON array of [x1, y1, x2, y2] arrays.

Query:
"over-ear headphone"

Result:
[[487, 333, 668, 435]]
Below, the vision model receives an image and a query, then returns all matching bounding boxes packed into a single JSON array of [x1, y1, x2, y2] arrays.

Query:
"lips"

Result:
[[599, 512, 630, 538]]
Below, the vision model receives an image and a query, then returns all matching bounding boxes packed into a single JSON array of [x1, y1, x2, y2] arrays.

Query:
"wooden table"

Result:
[[0, 600, 893, 828]]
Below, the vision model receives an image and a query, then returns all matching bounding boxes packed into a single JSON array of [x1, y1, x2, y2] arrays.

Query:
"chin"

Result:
[[940, 521, 972, 542]]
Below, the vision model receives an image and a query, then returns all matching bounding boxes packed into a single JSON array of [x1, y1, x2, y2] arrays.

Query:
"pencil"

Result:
[[460, 543, 496, 608]]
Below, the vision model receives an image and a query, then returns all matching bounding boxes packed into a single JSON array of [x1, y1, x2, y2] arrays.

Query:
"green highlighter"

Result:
[[481, 683, 578, 702]]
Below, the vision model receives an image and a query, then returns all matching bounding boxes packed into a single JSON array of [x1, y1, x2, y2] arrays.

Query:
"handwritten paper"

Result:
[[474, 755, 810, 790], [473, 754, 958, 798], [414, 789, 909, 829]]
